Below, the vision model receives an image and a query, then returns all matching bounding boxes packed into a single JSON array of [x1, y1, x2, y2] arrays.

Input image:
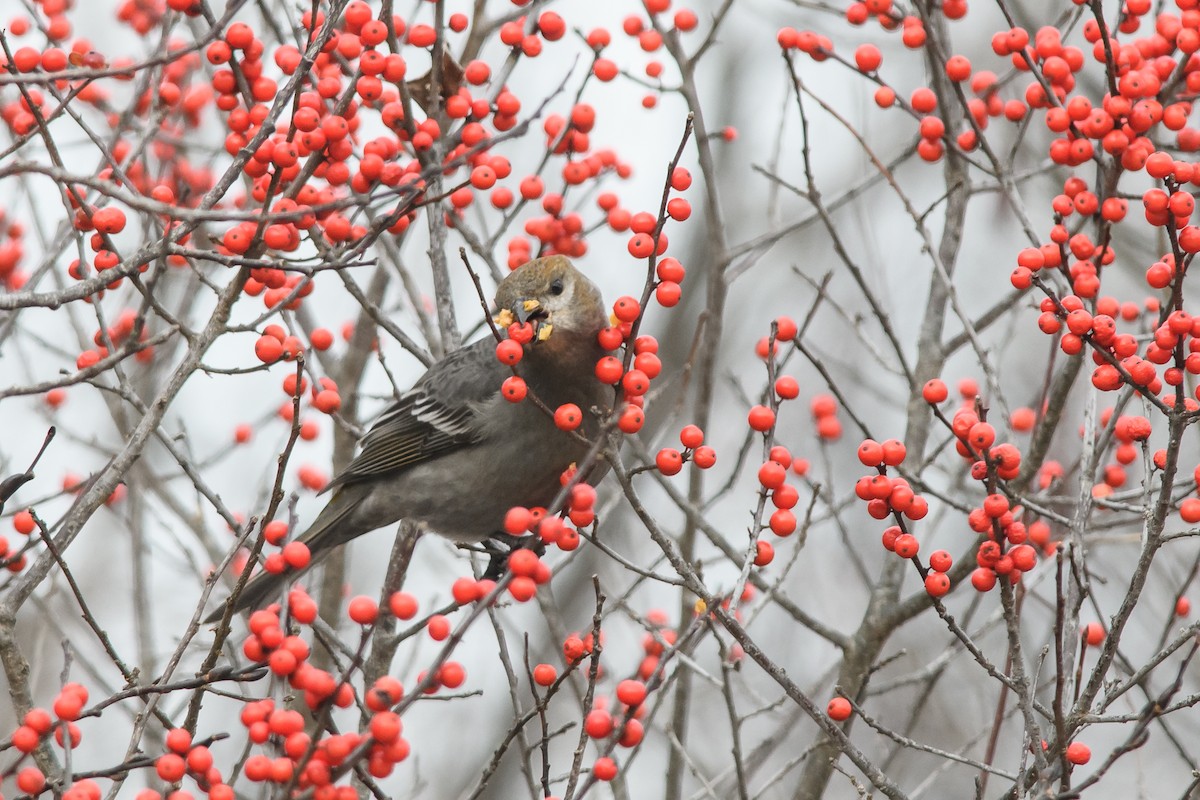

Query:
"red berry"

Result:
[[427, 615, 451, 641], [622, 368, 650, 395], [452, 578, 478, 605], [924, 572, 951, 597], [1180, 498, 1200, 523], [13, 510, 35, 535], [593, 756, 618, 781], [855, 43, 882, 71], [436, 662, 463, 690], [893, 534, 919, 558], [554, 403, 582, 431], [504, 506, 534, 535], [657, 257, 685, 282], [16, 767, 45, 794], [655, 280, 682, 307], [501, 376, 527, 402], [971, 567, 997, 592], [775, 375, 800, 399], [255, 335, 284, 363], [656, 448, 684, 475], [880, 439, 906, 466], [508, 549, 540, 577], [857, 439, 883, 466], [370, 710, 402, 743], [616, 679, 647, 706], [747, 405, 776, 431], [595, 355, 624, 384], [389, 592, 418, 620], [310, 328, 333, 350], [772, 484, 799, 509], [533, 663, 557, 685], [670, 167, 692, 191], [628, 234, 655, 258], [758, 461, 787, 489], [613, 296, 641, 323], [313, 390, 341, 414], [618, 405, 645, 433], [12, 726, 39, 753], [585, 709, 613, 738], [692, 446, 717, 469], [348, 596, 378, 624], [827, 697, 852, 721], [770, 509, 797, 536], [495, 338, 524, 365], [282, 540, 311, 567], [619, 717, 645, 747], [922, 379, 948, 403], [156, 753, 186, 782], [166, 727, 192, 754]]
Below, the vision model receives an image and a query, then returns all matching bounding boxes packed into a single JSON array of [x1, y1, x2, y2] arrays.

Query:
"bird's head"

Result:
[[493, 256, 606, 346]]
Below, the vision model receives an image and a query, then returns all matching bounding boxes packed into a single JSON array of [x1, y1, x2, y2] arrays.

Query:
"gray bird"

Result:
[[208, 256, 611, 622]]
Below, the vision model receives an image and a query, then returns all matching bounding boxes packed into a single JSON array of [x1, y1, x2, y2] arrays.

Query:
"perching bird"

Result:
[[206, 256, 612, 622]]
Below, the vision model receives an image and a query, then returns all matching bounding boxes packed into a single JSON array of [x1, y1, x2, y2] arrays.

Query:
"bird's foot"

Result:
[[480, 533, 545, 581]]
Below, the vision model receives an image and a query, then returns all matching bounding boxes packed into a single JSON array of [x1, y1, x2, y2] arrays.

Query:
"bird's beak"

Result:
[[513, 298, 554, 343], [516, 298, 541, 324]]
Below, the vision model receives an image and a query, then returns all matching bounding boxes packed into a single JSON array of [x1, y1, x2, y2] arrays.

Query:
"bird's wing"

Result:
[[329, 339, 506, 488]]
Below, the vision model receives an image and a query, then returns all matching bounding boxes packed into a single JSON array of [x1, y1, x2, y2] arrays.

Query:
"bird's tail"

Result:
[[204, 489, 360, 624]]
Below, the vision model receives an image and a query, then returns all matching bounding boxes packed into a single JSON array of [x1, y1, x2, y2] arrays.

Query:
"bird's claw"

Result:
[[480, 533, 545, 581]]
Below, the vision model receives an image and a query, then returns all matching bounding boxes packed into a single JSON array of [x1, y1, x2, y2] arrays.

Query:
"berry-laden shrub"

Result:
[[1, 0, 1198, 797]]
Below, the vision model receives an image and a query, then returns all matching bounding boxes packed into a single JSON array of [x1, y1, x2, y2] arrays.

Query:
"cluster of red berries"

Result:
[[1017, 255, 1200, 408], [246, 322, 342, 446], [253, 524, 313, 583], [547, 607, 686, 785], [226, 594, 480, 792], [534, 510, 584, 553], [854, 438, 920, 517], [755, 444, 804, 550], [253, 323, 305, 364], [276, 371, 342, 417], [240, 608, 334, 695], [809, 394, 842, 441], [515, 138, 632, 262], [148, 729, 228, 799], [635, 609, 677, 680], [779, 0, 1200, 181], [239, 696, 409, 788], [740, 317, 823, 565], [579, 678, 649, 782], [0, 216, 25, 291], [853, 435, 952, 595], [963, 496, 1039, 593], [75, 308, 155, 370], [655, 423, 716, 477], [5, 510, 41, 573], [923, 379, 1063, 593], [596, 305, 658, 433], [587, 3, 701, 112], [11, 683, 85, 757]]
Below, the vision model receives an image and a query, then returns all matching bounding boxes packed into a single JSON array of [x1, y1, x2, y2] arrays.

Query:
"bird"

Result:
[[205, 256, 613, 623]]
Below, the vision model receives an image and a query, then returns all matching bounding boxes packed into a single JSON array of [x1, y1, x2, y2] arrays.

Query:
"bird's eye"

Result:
[[550, 279, 564, 296]]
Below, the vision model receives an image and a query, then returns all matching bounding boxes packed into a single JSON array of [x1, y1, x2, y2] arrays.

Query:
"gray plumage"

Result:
[[207, 256, 611, 622]]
